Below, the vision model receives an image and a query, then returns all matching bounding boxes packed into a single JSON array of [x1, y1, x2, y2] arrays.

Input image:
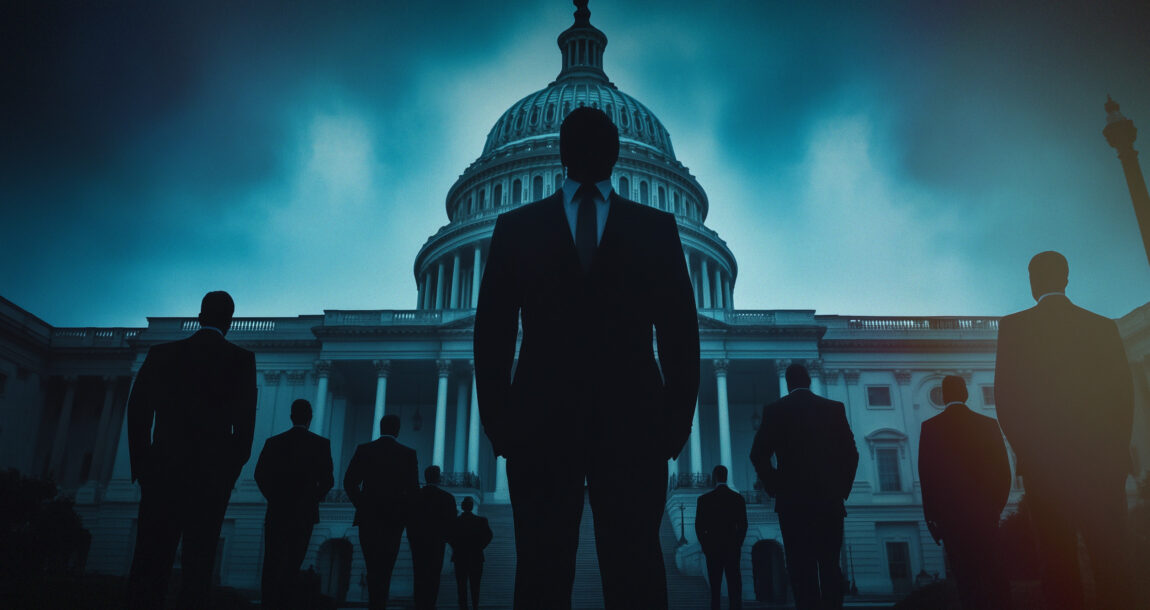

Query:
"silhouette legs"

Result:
[[261, 517, 315, 608], [358, 520, 404, 610], [942, 521, 1009, 610], [705, 550, 743, 610], [778, 509, 844, 610], [454, 562, 482, 610], [507, 455, 584, 610], [411, 541, 447, 610]]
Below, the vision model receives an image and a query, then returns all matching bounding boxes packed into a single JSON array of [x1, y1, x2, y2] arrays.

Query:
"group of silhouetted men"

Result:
[[122, 103, 1134, 610]]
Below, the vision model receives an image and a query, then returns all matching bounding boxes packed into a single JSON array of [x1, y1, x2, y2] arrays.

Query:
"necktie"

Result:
[[575, 183, 598, 272]]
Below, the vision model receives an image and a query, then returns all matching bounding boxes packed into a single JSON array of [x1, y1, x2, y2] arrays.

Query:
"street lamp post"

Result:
[[1103, 96, 1150, 267], [678, 503, 688, 546]]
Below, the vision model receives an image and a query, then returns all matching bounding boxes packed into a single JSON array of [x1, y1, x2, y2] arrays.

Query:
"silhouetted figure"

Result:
[[408, 465, 458, 610], [254, 399, 335, 609], [994, 251, 1135, 610], [749, 364, 858, 610], [918, 375, 1011, 609], [126, 291, 257, 609], [344, 414, 419, 610], [448, 497, 492, 610], [695, 465, 748, 610], [474, 104, 700, 609]]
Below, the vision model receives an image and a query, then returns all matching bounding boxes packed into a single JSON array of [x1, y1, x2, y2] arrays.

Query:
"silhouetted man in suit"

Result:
[[750, 363, 858, 610], [408, 465, 458, 610], [448, 497, 492, 610], [474, 106, 700, 609], [994, 251, 1134, 610], [919, 375, 1011, 609], [344, 414, 419, 610], [254, 399, 335, 609], [695, 465, 748, 610], [126, 291, 257, 609]]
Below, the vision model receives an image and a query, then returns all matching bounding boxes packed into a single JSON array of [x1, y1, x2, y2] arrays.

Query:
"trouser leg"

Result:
[[128, 481, 183, 610], [814, 514, 844, 609], [177, 477, 234, 609], [1079, 482, 1132, 610], [1028, 494, 1084, 610], [360, 520, 404, 610], [724, 550, 743, 610], [779, 511, 819, 610], [507, 454, 585, 610], [706, 554, 723, 610], [470, 562, 482, 610]]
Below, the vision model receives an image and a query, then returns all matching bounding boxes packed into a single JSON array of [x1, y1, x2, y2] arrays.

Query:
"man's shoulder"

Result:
[[611, 195, 675, 226], [497, 193, 561, 225]]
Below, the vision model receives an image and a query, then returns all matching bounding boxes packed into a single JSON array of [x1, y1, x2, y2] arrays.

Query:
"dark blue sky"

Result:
[[2, 0, 1148, 327]]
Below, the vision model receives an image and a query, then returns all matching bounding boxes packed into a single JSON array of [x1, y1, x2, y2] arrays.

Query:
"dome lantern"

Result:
[[555, 0, 610, 84]]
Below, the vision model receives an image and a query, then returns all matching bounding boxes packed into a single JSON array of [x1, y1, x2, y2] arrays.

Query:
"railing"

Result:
[[323, 309, 475, 327], [844, 316, 998, 331], [181, 319, 277, 332], [440, 472, 482, 489], [324, 489, 352, 503], [50, 327, 142, 347], [741, 489, 774, 507], [669, 473, 713, 490]]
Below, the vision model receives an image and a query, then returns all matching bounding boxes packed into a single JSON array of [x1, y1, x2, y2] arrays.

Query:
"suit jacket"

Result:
[[918, 404, 1011, 538], [473, 192, 700, 459], [254, 426, 335, 524], [127, 329, 257, 484], [448, 511, 493, 565], [343, 436, 419, 527], [694, 484, 748, 557], [994, 295, 1134, 493], [407, 484, 458, 547], [749, 389, 859, 515]]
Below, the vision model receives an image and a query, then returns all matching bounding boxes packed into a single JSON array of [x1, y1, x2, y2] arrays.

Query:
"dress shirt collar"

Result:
[[1036, 291, 1065, 304], [788, 387, 812, 395], [200, 325, 225, 337], [562, 177, 613, 207], [292, 424, 308, 430], [944, 401, 966, 409], [379, 433, 396, 440]]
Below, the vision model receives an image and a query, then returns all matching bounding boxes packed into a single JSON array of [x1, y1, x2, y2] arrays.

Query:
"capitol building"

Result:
[[3, 3, 1149, 606]]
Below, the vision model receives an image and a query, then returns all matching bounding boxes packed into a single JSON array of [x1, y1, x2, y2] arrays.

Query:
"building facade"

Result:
[[2, 3, 1148, 604]]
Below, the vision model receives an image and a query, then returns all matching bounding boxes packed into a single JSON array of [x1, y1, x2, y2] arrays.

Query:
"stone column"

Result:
[[723, 277, 732, 310], [808, 359, 824, 396], [700, 258, 712, 308], [714, 359, 733, 474], [453, 370, 470, 473], [434, 262, 446, 310], [776, 359, 792, 397], [708, 265, 717, 308], [313, 361, 331, 436], [467, 366, 481, 475], [472, 246, 483, 308], [432, 359, 451, 468], [450, 252, 462, 309], [689, 397, 702, 475], [494, 456, 509, 502], [89, 376, 119, 482], [843, 369, 860, 426], [371, 361, 391, 440], [49, 376, 78, 479]]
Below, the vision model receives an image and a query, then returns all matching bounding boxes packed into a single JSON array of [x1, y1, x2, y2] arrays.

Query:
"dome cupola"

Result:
[[555, 0, 610, 85]]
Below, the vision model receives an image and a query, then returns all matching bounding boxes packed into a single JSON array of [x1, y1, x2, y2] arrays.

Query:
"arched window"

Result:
[[618, 176, 629, 199], [554, 172, 564, 193], [467, 196, 474, 214], [494, 184, 503, 208], [530, 106, 539, 125], [673, 192, 680, 214], [533, 175, 543, 200], [478, 188, 486, 210], [639, 181, 649, 205], [620, 110, 630, 128], [635, 111, 644, 132], [657, 186, 666, 210], [512, 179, 522, 205], [545, 103, 556, 123]]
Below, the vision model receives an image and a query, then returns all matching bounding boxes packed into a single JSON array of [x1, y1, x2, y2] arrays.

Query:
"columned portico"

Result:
[[472, 246, 482, 308], [689, 397, 702, 475], [700, 258, 711, 308], [371, 360, 390, 440], [432, 359, 451, 468], [49, 376, 78, 478], [714, 359, 733, 474], [89, 377, 119, 483], [467, 362, 481, 474], [453, 368, 469, 473], [776, 359, 791, 395], [313, 361, 331, 436], [434, 262, 446, 310], [450, 253, 462, 309]]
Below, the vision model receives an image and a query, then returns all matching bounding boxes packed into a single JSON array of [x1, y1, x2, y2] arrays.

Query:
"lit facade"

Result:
[[2, 4, 1148, 604]]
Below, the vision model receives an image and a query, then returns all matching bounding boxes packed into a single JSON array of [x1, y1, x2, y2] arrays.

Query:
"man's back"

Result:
[[450, 512, 493, 564], [255, 427, 334, 523], [695, 485, 748, 554], [344, 436, 419, 524], [129, 329, 257, 481], [408, 484, 457, 546], [995, 295, 1133, 487], [750, 390, 858, 513], [918, 405, 1011, 530]]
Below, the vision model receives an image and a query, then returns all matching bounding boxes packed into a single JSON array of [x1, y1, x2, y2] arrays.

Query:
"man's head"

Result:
[[425, 465, 441, 485], [560, 107, 619, 183], [461, 497, 474, 513], [712, 464, 728, 485], [379, 414, 401, 437], [785, 363, 811, 392], [1028, 251, 1068, 301], [199, 291, 235, 334], [290, 399, 313, 427], [941, 375, 968, 405]]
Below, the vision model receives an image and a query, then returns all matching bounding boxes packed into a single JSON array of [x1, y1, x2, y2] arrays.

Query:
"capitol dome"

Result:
[[413, 0, 737, 314]]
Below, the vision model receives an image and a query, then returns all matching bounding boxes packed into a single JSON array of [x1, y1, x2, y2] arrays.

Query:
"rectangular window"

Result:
[[866, 385, 893, 408], [877, 448, 901, 492], [886, 541, 912, 595], [981, 385, 995, 407]]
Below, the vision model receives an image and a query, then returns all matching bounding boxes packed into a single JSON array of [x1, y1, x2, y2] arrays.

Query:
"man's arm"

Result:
[[918, 422, 941, 543], [254, 439, 274, 501], [987, 419, 1012, 517], [694, 496, 709, 550], [749, 404, 779, 496], [994, 317, 1032, 475], [480, 517, 493, 549], [1099, 319, 1135, 477], [473, 215, 520, 457], [835, 402, 859, 500], [653, 212, 701, 459], [343, 446, 364, 508], [736, 495, 748, 547], [229, 350, 258, 475], [127, 350, 158, 484]]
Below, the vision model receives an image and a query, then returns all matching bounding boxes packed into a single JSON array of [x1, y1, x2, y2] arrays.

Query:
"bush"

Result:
[[0, 469, 91, 583]]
